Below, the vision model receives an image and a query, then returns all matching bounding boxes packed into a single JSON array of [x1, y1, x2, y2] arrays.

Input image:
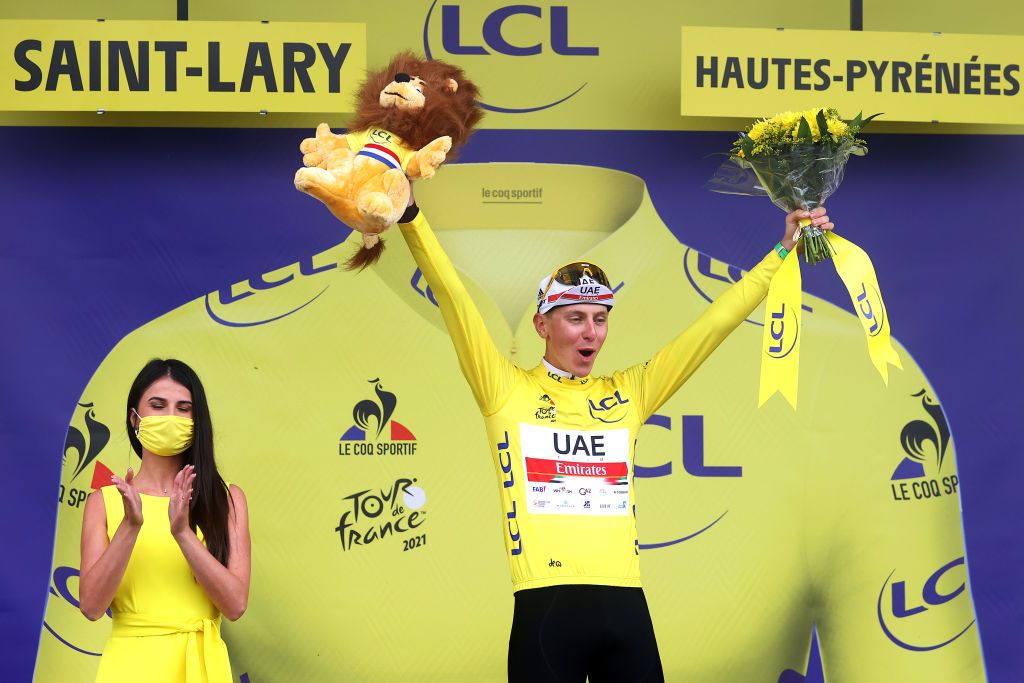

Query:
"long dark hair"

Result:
[[126, 358, 232, 566]]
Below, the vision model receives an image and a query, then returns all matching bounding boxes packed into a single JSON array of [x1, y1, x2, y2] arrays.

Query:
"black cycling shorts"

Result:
[[508, 584, 664, 683]]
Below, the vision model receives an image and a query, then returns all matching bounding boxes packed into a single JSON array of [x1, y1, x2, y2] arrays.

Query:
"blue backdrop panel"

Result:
[[0, 127, 1019, 681]]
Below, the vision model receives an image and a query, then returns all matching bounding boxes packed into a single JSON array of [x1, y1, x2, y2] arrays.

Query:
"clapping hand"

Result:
[[111, 468, 143, 528], [168, 464, 196, 538]]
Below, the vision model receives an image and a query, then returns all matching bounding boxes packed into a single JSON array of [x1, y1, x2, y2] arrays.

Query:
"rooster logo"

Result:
[[340, 378, 416, 445], [64, 402, 110, 482], [352, 378, 398, 439], [892, 390, 951, 480]]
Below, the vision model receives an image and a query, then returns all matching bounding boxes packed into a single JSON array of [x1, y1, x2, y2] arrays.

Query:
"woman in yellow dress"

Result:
[[79, 358, 251, 682]]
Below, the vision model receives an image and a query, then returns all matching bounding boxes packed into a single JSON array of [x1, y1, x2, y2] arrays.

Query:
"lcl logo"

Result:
[[634, 415, 739, 550], [432, 3, 598, 56], [765, 302, 799, 359], [496, 431, 522, 556], [43, 566, 109, 656], [588, 391, 630, 424], [423, 1, 598, 113], [635, 415, 741, 479], [877, 556, 976, 651], [205, 254, 338, 327], [856, 281, 886, 337]]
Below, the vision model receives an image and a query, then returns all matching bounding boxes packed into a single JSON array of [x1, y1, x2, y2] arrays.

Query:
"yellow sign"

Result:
[[681, 26, 1024, 125], [0, 2, 855, 128], [0, 20, 366, 112], [4, 7, 1024, 131]]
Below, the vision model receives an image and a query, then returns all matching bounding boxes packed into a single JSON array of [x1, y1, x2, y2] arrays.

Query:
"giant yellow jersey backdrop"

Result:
[[38, 164, 982, 681]]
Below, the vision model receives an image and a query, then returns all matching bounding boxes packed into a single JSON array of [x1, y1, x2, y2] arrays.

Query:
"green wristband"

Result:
[[774, 241, 789, 260]]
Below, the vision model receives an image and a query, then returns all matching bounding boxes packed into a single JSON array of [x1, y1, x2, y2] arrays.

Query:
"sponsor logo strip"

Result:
[[519, 423, 629, 517], [524, 457, 627, 481]]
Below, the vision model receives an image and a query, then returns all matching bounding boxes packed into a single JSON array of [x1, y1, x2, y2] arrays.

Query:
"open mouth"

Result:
[[578, 349, 595, 359], [384, 90, 408, 100]]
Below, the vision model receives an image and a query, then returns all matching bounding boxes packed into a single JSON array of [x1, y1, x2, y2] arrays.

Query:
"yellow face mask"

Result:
[[133, 411, 194, 457]]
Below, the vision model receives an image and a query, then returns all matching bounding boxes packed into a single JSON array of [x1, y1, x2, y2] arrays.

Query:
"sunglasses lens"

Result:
[[554, 263, 610, 288]]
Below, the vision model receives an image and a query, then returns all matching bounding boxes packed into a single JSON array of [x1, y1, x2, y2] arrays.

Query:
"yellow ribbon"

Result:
[[758, 232, 901, 408], [827, 232, 903, 383], [759, 247, 802, 408], [111, 613, 231, 682]]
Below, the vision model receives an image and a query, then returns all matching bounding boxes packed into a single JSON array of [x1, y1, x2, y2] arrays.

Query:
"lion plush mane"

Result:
[[349, 52, 481, 157]]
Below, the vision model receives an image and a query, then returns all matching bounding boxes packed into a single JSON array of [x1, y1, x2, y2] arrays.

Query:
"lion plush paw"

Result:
[[293, 166, 340, 199], [409, 136, 453, 180], [357, 192, 401, 229], [356, 168, 410, 227], [300, 122, 350, 168]]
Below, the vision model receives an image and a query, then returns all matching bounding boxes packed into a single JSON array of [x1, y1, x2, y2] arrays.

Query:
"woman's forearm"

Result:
[[173, 529, 248, 621], [79, 519, 140, 621]]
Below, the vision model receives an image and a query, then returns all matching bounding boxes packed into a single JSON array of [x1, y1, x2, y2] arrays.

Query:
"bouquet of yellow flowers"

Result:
[[708, 108, 901, 409], [710, 108, 878, 264]]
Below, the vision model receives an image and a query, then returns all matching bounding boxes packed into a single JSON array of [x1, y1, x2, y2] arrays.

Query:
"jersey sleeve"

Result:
[[344, 131, 363, 150], [398, 210, 520, 415], [626, 250, 783, 421]]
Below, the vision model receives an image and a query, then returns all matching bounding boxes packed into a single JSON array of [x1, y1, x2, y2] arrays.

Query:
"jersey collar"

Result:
[[542, 356, 581, 380], [530, 363, 592, 388]]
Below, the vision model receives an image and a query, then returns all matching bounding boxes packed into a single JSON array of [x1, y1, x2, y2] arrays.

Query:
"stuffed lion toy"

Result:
[[295, 52, 482, 269]]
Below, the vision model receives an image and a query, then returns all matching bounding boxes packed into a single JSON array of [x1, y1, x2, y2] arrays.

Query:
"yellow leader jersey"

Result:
[[345, 127, 415, 173], [399, 209, 781, 592], [39, 163, 983, 682]]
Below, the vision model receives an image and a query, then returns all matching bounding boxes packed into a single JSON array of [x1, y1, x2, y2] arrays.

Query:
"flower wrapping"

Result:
[[707, 108, 901, 408], [708, 108, 874, 264]]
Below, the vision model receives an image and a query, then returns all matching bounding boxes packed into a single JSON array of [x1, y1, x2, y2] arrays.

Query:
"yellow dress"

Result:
[[95, 486, 232, 683]]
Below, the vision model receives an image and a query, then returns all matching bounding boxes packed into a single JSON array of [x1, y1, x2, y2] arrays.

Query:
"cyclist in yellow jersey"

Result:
[[396, 200, 831, 681]]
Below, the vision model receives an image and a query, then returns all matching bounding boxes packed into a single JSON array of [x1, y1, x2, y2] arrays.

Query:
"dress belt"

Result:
[[111, 612, 230, 683]]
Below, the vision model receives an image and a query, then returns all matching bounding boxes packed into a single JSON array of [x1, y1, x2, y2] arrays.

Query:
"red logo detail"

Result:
[[390, 421, 416, 441], [90, 461, 115, 490], [524, 457, 626, 482]]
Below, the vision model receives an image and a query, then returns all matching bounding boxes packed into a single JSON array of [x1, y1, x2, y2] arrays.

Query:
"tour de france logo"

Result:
[[335, 476, 428, 553], [339, 378, 418, 456]]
